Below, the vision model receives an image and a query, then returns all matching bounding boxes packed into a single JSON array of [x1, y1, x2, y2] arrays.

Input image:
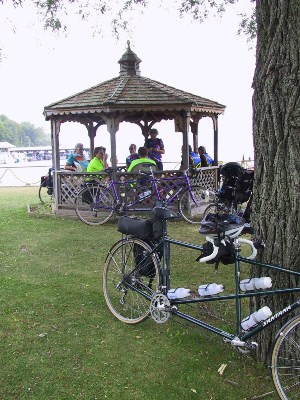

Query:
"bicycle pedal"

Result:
[[229, 338, 258, 351]]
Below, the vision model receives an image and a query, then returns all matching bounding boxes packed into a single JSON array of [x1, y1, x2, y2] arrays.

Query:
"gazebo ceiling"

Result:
[[44, 43, 225, 122]]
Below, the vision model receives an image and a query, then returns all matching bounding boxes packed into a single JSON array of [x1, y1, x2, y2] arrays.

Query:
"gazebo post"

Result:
[[182, 111, 191, 170], [212, 115, 219, 166], [106, 116, 120, 174], [190, 116, 200, 153], [87, 122, 96, 159], [51, 118, 61, 209]]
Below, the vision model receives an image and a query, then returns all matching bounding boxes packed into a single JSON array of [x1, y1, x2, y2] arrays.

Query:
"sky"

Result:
[[0, 1, 255, 165]]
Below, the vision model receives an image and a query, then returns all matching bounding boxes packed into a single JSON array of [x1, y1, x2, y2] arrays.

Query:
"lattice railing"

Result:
[[55, 167, 219, 209]]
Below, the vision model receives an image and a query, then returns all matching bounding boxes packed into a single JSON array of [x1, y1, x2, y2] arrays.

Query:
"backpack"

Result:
[[235, 169, 254, 204], [40, 168, 53, 195], [218, 162, 242, 201]]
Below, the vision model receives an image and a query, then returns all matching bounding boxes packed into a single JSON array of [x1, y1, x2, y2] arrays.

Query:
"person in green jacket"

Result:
[[127, 146, 157, 172], [87, 147, 105, 173]]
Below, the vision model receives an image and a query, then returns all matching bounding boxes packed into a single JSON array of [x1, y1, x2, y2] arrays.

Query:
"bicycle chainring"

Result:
[[115, 202, 125, 215], [150, 292, 171, 324]]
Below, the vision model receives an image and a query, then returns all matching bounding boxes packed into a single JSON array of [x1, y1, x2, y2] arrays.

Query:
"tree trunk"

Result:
[[252, 0, 300, 363]]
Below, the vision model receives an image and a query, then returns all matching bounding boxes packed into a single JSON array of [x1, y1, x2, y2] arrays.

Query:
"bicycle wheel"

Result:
[[202, 202, 232, 219], [178, 185, 208, 224], [103, 238, 161, 324], [39, 185, 51, 204], [271, 315, 300, 399], [75, 184, 114, 225]]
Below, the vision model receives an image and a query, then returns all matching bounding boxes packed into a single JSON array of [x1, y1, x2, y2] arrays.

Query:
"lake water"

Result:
[[0, 160, 182, 187], [0, 161, 53, 187]]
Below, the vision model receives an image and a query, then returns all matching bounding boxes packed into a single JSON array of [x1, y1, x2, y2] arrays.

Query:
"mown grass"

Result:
[[0, 187, 278, 400]]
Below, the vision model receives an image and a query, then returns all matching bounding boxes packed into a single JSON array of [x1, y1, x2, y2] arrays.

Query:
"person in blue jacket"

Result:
[[180, 145, 202, 169], [198, 146, 214, 166]]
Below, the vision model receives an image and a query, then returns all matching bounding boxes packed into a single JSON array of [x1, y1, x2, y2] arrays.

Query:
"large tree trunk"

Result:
[[252, 0, 300, 363]]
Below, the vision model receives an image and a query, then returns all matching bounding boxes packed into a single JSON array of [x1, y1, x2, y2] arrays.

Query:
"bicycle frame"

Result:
[[125, 224, 300, 344], [93, 169, 199, 212]]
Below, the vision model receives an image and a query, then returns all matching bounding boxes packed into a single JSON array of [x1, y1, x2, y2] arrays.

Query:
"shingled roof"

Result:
[[44, 43, 225, 120]]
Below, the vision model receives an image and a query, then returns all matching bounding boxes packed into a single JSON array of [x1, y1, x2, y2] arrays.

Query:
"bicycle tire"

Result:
[[271, 314, 300, 399], [75, 184, 114, 225], [203, 203, 229, 219], [178, 185, 207, 224], [103, 238, 161, 324], [38, 185, 51, 204]]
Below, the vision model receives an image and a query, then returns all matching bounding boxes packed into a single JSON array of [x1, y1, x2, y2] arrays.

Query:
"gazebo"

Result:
[[44, 42, 225, 212]]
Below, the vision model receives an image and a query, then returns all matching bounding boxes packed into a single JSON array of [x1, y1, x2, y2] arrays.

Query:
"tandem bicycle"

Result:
[[75, 167, 208, 225], [103, 203, 300, 399]]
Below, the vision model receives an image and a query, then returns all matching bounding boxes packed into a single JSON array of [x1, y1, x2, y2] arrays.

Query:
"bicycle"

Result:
[[103, 204, 300, 399], [39, 168, 53, 203], [203, 163, 254, 221], [75, 167, 208, 225]]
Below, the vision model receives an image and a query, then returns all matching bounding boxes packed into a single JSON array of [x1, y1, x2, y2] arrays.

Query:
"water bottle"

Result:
[[167, 288, 191, 299], [139, 190, 151, 200], [165, 189, 174, 200], [240, 277, 272, 291], [198, 283, 224, 297], [241, 306, 272, 330]]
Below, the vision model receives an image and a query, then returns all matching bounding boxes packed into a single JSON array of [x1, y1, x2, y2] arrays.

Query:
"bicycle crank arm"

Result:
[[227, 338, 258, 350]]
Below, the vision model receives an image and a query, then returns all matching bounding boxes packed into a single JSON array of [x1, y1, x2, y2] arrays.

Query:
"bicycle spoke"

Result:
[[76, 185, 114, 225], [179, 186, 208, 223], [271, 316, 300, 399], [103, 238, 161, 324]]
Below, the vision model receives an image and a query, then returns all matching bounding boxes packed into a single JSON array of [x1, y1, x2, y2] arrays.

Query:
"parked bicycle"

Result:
[[103, 204, 300, 400], [203, 162, 254, 220], [75, 167, 208, 225], [39, 168, 53, 203]]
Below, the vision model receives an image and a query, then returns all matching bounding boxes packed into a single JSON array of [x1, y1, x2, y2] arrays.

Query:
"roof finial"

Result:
[[118, 42, 142, 77]]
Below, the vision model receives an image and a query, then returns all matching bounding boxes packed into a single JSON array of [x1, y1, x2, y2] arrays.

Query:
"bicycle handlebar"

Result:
[[198, 237, 220, 263], [238, 238, 257, 260], [198, 236, 258, 263]]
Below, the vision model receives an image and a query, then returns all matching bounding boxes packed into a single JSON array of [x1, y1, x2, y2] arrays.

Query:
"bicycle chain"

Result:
[[170, 301, 235, 345]]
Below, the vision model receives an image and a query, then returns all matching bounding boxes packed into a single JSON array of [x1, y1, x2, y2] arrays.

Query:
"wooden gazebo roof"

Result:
[[44, 75, 225, 121]]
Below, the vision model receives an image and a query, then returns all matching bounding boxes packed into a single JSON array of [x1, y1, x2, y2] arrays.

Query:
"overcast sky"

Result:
[[0, 1, 255, 165]]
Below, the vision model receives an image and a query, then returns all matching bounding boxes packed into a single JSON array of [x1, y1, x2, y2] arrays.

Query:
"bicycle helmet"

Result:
[[199, 213, 245, 239]]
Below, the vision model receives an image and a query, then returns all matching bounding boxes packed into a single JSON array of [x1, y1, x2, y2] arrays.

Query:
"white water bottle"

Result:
[[241, 306, 272, 330], [166, 189, 174, 200], [167, 288, 191, 299], [240, 277, 272, 291], [198, 283, 224, 297], [139, 190, 151, 200]]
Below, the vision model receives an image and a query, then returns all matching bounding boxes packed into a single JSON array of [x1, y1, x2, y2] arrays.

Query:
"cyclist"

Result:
[[144, 128, 165, 171], [126, 144, 139, 168], [127, 147, 157, 172], [64, 143, 89, 172], [87, 147, 106, 173], [198, 145, 214, 166], [179, 145, 202, 169]]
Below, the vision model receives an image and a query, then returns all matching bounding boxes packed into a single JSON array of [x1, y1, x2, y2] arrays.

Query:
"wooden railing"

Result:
[[54, 167, 219, 213]]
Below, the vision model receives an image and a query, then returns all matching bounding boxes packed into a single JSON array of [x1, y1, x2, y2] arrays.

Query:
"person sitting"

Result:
[[65, 143, 89, 172], [126, 144, 139, 168], [87, 147, 106, 173], [144, 128, 165, 171], [198, 146, 214, 166], [127, 146, 157, 172], [180, 145, 201, 169]]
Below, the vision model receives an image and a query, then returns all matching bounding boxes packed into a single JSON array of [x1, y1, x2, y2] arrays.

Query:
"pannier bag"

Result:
[[133, 242, 156, 279]]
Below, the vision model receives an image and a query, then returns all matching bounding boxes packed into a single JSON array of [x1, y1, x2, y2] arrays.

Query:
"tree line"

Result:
[[0, 114, 50, 147]]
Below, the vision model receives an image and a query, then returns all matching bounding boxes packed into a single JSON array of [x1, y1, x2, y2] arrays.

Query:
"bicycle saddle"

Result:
[[151, 205, 178, 220]]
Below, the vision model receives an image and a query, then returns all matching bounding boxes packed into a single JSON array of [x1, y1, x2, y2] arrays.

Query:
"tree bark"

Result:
[[252, 0, 300, 363]]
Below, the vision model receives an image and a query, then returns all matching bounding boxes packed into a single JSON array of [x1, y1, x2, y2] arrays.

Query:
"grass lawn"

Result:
[[0, 187, 278, 400]]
